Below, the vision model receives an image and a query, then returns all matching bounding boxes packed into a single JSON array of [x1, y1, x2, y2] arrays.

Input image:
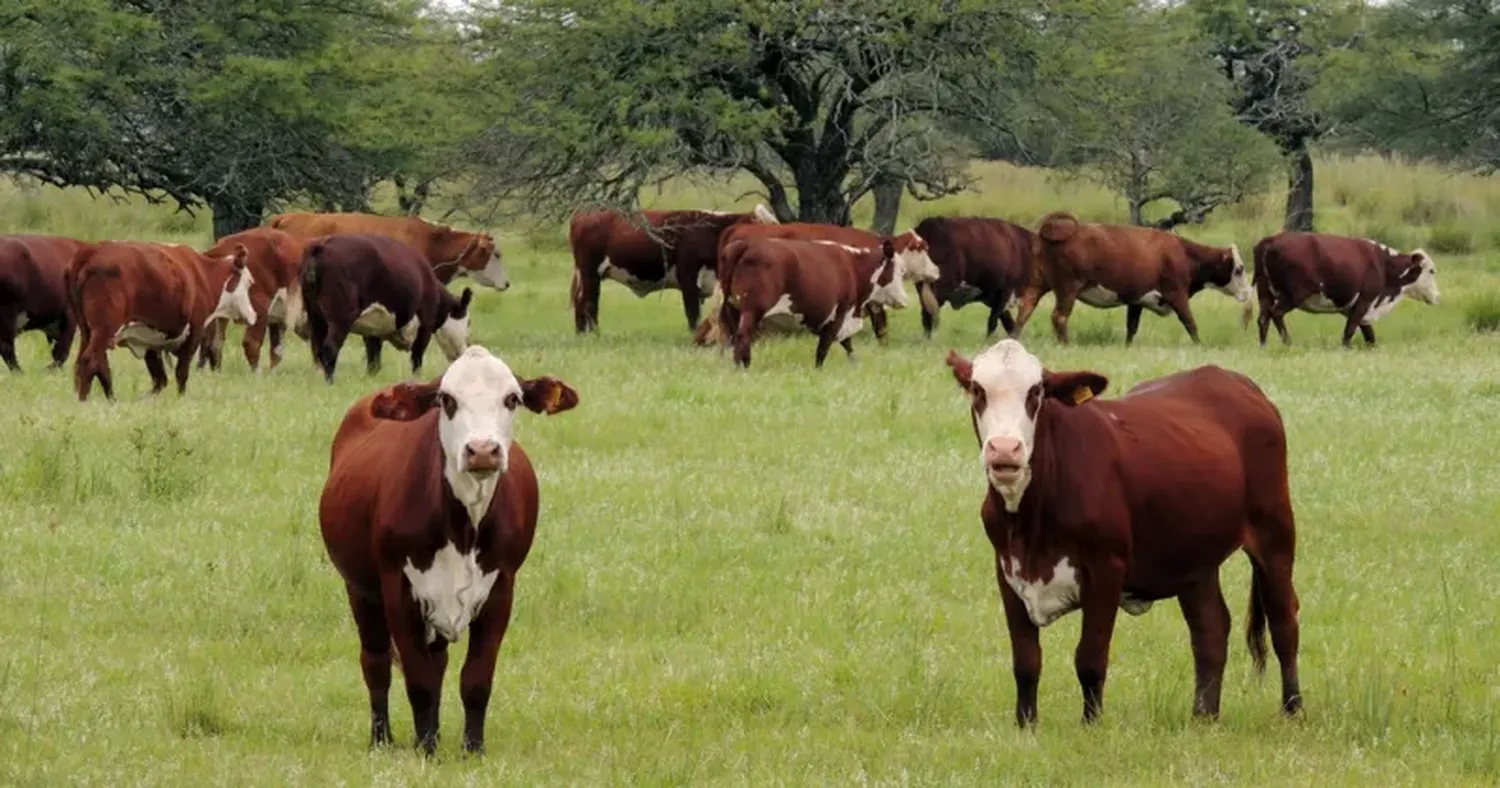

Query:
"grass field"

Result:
[[2, 156, 1499, 786]]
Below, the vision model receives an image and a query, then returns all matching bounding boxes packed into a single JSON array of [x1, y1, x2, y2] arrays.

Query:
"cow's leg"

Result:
[[1048, 284, 1079, 345], [990, 300, 1018, 338], [866, 304, 889, 345], [1075, 563, 1125, 723], [570, 262, 601, 334], [75, 340, 114, 403], [1256, 297, 1275, 346], [1273, 312, 1292, 345], [1164, 291, 1200, 343], [1178, 574, 1231, 720], [196, 319, 224, 371], [266, 323, 286, 371], [346, 587, 394, 748], [1340, 301, 1373, 348], [1125, 304, 1144, 346], [675, 264, 702, 334], [383, 578, 450, 756], [732, 310, 760, 369], [920, 297, 940, 338], [49, 317, 75, 370], [241, 316, 269, 372], [364, 337, 383, 375], [172, 341, 195, 395], [1014, 281, 1050, 336], [813, 324, 839, 368], [1359, 323, 1377, 346], [315, 319, 349, 384], [1244, 533, 1302, 716], [839, 337, 856, 363], [460, 574, 516, 755], [997, 559, 1043, 728], [408, 327, 434, 376], [144, 350, 170, 394], [0, 312, 18, 372]]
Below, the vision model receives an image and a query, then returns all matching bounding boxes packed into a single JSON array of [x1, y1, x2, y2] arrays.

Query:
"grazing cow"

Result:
[[197, 227, 307, 372], [1017, 212, 1252, 345], [694, 221, 938, 346], [911, 216, 1035, 339], [0, 234, 83, 371], [725, 236, 906, 368], [299, 234, 473, 384], [270, 211, 509, 291], [318, 345, 579, 755], [69, 242, 257, 401], [944, 339, 1302, 726], [1252, 232, 1440, 347], [568, 204, 778, 334]]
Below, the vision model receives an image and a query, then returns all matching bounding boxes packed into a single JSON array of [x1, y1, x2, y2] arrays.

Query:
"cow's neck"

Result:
[[851, 253, 890, 303], [1184, 244, 1227, 296], [441, 464, 501, 540], [988, 401, 1090, 554]]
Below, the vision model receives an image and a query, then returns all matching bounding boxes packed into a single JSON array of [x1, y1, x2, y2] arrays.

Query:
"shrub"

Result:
[[1427, 223, 1476, 255], [1463, 291, 1500, 334]]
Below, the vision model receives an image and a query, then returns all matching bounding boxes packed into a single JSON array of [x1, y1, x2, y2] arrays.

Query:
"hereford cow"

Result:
[[1252, 232, 1440, 347], [319, 345, 579, 755], [0, 234, 84, 371], [270, 211, 509, 291], [695, 221, 939, 346], [568, 204, 777, 334], [945, 339, 1302, 726], [69, 242, 258, 401], [912, 216, 1035, 340], [197, 227, 307, 372], [725, 236, 906, 368], [1017, 212, 1252, 345], [299, 233, 473, 384]]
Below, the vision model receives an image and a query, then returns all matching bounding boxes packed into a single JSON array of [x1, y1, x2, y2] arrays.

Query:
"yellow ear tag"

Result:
[[1072, 387, 1094, 405], [544, 383, 563, 412]]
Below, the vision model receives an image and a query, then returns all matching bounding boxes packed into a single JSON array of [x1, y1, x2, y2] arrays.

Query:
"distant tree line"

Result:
[[1, 0, 1492, 238]]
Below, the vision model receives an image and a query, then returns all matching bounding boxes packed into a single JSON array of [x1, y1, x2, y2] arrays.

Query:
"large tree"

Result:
[[465, 0, 1035, 227]]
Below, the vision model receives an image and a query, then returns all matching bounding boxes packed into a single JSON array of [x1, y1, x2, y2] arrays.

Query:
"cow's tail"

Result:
[[1246, 561, 1269, 675], [1247, 236, 1276, 332], [1037, 211, 1079, 244], [300, 240, 325, 294], [1233, 243, 1255, 330], [268, 214, 289, 230]]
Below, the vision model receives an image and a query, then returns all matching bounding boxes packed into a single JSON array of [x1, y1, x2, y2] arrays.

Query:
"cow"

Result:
[[269, 211, 509, 292], [724, 236, 906, 368], [693, 221, 939, 347], [0, 234, 84, 372], [1251, 232, 1440, 347], [196, 227, 307, 372], [911, 216, 1035, 340], [1016, 212, 1252, 345], [944, 339, 1302, 727], [298, 233, 474, 384], [567, 204, 778, 334], [69, 241, 258, 402], [318, 345, 578, 755]]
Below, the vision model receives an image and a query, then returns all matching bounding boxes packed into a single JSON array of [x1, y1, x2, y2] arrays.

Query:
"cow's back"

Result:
[[275, 212, 431, 257], [918, 217, 1031, 286], [1038, 217, 1186, 289], [718, 223, 878, 290], [209, 227, 303, 291], [1259, 231, 1383, 288], [307, 233, 430, 306]]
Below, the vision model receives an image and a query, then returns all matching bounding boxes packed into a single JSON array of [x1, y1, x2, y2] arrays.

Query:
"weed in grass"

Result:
[[1463, 291, 1500, 333]]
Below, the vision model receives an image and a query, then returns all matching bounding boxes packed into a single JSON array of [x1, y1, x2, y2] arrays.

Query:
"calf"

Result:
[[69, 242, 257, 401], [695, 221, 937, 346], [299, 233, 473, 384], [0, 234, 83, 371], [568, 204, 777, 334], [945, 339, 1301, 726], [912, 216, 1034, 339], [1017, 212, 1251, 345], [197, 227, 307, 372], [726, 236, 905, 368], [271, 211, 509, 291], [1252, 232, 1440, 347], [319, 345, 578, 755]]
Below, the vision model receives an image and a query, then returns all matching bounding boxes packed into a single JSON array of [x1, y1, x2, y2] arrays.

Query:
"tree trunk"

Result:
[[210, 197, 264, 240], [793, 161, 852, 225], [1128, 198, 1145, 227], [1283, 144, 1314, 232], [870, 175, 904, 235]]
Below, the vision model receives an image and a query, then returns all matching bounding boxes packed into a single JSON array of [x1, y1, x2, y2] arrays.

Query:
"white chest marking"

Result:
[[115, 322, 189, 358], [266, 287, 288, 324], [1078, 286, 1171, 315], [834, 309, 864, 342], [1001, 556, 1081, 627], [1361, 293, 1405, 324], [350, 304, 419, 345], [403, 543, 500, 645]]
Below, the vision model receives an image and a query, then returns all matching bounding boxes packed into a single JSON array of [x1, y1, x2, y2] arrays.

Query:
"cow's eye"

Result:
[[436, 392, 457, 418], [969, 384, 986, 408], [1025, 384, 1043, 416], [504, 392, 521, 411]]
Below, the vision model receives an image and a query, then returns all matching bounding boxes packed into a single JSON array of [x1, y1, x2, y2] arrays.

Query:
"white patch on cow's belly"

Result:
[[115, 322, 189, 358], [761, 293, 803, 333], [1002, 556, 1081, 627], [696, 268, 717, 296], [350, 304, 418, 345], [1361, 293, 1405, 324], [834, 310, 864, 341], [1078, 286, 1171, 315], [599, 257, 673, 298], [403, 543, 499, 645], [15, 312, 27, 331], [1300, 286, 1359, 315], [1120, 594, 1154, 616], [266, 288, 287, 324]]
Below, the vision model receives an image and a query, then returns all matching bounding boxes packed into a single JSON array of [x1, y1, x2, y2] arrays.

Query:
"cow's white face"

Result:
[[207, 255, 257, 327], [471, 250, 510, 291], [895, 231, 940, 283], [1211, 244, 1252, 303], [1404, 250, 1440, 305]]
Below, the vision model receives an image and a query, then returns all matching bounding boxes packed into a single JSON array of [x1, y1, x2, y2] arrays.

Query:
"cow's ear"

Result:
[[520, 376, 579, 415], [945, 350, 973, 388], [457, 287, 474, 315], [881, 238, 895, 260], [371, 381, 441, 421], [232, 243, 249, 269], [1042, 370, 1108, 406]]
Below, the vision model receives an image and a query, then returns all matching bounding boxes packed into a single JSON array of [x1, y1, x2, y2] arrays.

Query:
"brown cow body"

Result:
[[912, 216, 1035, 339], [299, 234, 473, 384], [1252, 231, 1440, 347], [946, 339, 1301, 725], [568, 205, 777, 334], [318, 346, 578, 755], [69, 242, 256, 401], [725, 236, 904, 368], [0, 234, 83, 371], [198, 227, 307, 371], [270, 212, 508, 291], [1018, 212, 1251, 345]]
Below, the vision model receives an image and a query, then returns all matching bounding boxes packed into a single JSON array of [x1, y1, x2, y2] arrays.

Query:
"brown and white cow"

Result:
[[568, 204, 778, 334], [1252, 231, 1440, 347], [912, 216, 1035, 339], [1017, 212, 1251, 345], [197, 227, 308, 372], [299, 233, 473, 384], [945, 339, 1302, 726], [69, 242, 257, 401], [694, 221, 938, 346], [725, 236, 906, 368], [0, 234, 84, 371], [270, 211, 509, 291], [319, 345, 579, 755]]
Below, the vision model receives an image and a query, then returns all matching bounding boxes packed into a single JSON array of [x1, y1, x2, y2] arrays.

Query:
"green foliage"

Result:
[[1464, 291, 1500, 334], [1427, 223, 1475, 255]]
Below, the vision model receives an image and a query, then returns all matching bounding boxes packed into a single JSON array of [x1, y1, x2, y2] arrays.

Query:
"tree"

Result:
[[465, 0, 1035, 227]]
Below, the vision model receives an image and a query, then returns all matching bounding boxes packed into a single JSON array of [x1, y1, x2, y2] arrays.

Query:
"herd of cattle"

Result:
[[0, 201, 1450, 754]]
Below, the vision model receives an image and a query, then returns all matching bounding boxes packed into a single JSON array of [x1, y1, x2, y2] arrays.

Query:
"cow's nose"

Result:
[[464, 439, 502, 474], [983, 437, 1024, 469]]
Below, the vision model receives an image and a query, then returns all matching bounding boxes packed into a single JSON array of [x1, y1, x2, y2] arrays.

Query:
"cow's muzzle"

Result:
[[464, 439, 503, 476]]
